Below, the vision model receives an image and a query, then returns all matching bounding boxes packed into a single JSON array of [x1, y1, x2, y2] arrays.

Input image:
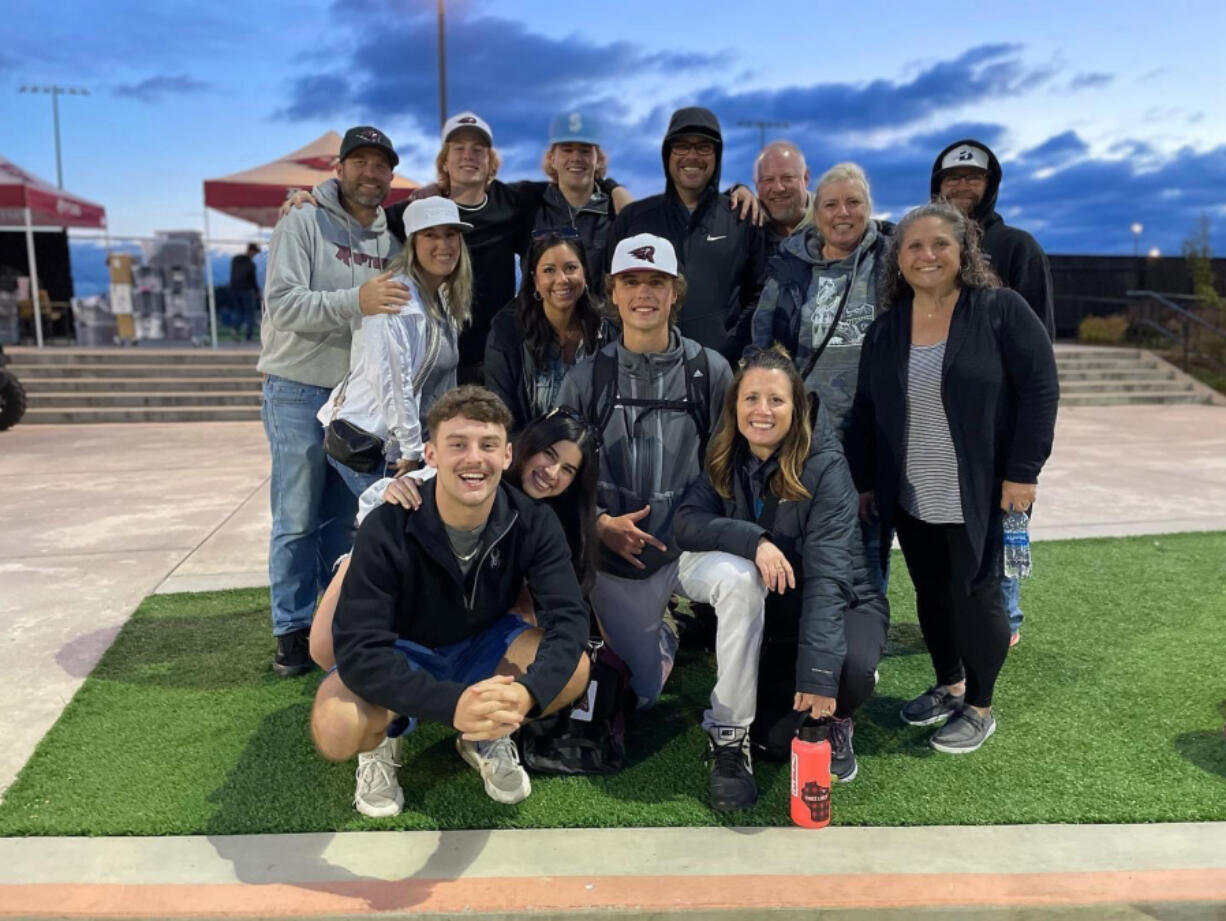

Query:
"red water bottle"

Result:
[[790, 720, 831, 828]]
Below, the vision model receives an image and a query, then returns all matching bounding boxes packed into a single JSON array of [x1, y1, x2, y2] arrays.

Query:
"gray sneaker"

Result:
[[353, 735, 403, 818], [929, 706, 996, 754], [456, 735, 531, 804], [900, 685, 965, 727]]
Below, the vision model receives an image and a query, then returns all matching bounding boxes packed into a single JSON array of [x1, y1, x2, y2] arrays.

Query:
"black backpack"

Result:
[[517, 640, 636, 775], [587, 344, 715, 465]]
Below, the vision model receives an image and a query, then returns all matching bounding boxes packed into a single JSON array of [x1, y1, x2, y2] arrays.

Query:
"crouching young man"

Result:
[[311, 386, 590, 816]]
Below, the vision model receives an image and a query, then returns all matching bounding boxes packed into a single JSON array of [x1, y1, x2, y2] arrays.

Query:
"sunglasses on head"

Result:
[[544, 404, 602, 451], [532, 226, 581, 242]]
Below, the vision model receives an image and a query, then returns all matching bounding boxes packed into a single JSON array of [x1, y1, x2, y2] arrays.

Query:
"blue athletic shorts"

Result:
[[384, 613, 532, 737]]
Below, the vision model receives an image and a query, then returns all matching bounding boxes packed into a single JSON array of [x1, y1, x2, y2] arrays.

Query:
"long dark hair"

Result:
[[506, 408, 599, 593], [706, 345, 813, 502], [513, 234, 606, 365], [877, 201, 999, 310]]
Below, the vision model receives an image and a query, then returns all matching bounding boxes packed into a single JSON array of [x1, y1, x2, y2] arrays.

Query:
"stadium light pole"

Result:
[[19, 84, 89, 188], [1130, 221, 1143, 258], [738, 119, 791, 150], [437, 0, 447, 131]]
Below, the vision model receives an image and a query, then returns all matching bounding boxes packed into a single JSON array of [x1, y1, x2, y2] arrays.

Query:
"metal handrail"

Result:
[[1125, 290, 1226, 373]]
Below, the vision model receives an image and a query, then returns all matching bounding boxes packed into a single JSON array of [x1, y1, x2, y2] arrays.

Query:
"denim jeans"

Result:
[[262, 374, 357, 636], [1001, 574, 1023, 635], [326, 453, 388, 500], [861, 518, 891, 596]]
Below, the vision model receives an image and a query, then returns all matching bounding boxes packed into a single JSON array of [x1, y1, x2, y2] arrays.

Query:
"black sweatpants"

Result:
[[750, 605, 888, 760], [894, 509, 1010, 708]]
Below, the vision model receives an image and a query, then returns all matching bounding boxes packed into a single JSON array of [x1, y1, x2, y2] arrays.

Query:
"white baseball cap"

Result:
[[940, 143, 990, 172], [403, 196, 473, 235], [610, 234, 678, 276], [442, 111, 493, 145]]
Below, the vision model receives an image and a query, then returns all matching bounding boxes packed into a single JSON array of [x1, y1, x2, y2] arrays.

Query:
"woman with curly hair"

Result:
[[847, 202, 1058, 755], [484, 231, 614, 432]]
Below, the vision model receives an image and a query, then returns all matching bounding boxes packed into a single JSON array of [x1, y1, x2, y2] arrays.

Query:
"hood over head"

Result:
[[661, 106, 723, 196], [930, 138, 1001, 224]]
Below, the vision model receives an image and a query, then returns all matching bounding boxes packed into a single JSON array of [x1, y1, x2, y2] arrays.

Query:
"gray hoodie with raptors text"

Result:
[[259, 178, 400, 388]]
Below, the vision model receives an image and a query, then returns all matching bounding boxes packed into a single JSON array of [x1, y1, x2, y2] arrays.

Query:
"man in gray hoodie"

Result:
[[259, 125, 409, 677]]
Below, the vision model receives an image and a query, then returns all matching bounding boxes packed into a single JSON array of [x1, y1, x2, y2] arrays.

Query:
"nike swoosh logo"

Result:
[[706, 234, 726, 242]]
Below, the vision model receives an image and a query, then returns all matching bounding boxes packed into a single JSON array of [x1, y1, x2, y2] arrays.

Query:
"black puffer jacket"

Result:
[[606, 107, 766, 359], [674, 399, 888, 698]]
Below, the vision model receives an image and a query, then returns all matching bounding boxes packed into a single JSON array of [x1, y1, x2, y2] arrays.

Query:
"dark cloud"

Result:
[[1018, 131, 1088, 167], [1068, 72, 1113, 91], [113, 74, 211, 103]]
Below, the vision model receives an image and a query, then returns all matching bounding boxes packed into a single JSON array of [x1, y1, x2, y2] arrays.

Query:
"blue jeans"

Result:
[[1001, 575, 1023, 635], [262, 375, 357, 636], [326, 453, 388, 500], [861, 518, 891, 596]]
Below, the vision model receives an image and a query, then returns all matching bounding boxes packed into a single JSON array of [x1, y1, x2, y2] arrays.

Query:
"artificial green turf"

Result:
[[1, 532, 1224, 836]]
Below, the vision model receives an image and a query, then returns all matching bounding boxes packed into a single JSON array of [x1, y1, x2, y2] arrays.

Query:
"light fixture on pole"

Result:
[[18, 84, 89, 189], [1147, 247, 1161, 259], [1130, 221, 1143, 257], [737, 119, 791, 150]]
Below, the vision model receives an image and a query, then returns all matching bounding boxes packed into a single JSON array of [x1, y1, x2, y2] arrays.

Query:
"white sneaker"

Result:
[[354, 735, 403, 818], [456, 735, 531, 804]]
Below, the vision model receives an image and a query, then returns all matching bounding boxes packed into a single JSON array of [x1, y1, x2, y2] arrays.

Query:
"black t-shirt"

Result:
[[386, 181, 535, 376]]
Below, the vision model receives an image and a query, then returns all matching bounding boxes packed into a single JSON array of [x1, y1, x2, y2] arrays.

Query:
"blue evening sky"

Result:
[[3, 0, 1224, 283]]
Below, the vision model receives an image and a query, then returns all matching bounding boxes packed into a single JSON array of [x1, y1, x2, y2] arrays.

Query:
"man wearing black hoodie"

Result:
[[608, 107, 767, 360], [930, 139, 1056, 646], [930, 140, 1056, 338]]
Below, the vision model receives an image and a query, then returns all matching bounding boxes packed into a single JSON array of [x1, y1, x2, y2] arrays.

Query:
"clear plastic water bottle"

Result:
[[1002, 510, 1032, 579]]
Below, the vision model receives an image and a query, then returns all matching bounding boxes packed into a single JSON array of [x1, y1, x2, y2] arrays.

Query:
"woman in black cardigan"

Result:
[[676, 347, 889, 784], [847, 202, 1058, 754]]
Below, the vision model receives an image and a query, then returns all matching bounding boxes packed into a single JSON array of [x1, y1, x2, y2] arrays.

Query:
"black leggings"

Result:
[[894, 509, 1010, 708]]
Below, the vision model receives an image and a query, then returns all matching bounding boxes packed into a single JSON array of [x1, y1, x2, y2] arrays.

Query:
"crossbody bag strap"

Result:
[[798, 246, 865, 383]]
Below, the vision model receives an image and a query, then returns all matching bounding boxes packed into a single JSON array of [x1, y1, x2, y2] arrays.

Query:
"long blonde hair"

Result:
[[388, 230, 474, 328], [706, 346, 813, 502]]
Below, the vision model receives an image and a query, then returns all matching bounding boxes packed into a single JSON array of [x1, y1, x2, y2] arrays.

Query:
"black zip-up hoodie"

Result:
[[607, 107, 767, 359], [333, 478, 589, 725], [930, 139, 1055, 339], [674, 398, 889, 698]]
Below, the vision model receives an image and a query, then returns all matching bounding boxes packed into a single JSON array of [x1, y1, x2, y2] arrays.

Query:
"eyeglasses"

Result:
[[942, 170, 987, 185], [544, 404, 602, 450], [532, 226, 581, 242], [670, 141, 715, 156]]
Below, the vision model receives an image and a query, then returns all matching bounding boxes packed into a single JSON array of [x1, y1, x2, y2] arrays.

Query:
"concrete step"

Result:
[[1055, 358, 1159, 371], [1060, 391, 1210, 406], [1053, 347, 1144, 360], [22, 405, 263, 424], [29, 391, 263, 408], [1060, 381, 1194, 394], [7, 348, 259, 366], [13, 363, 261, 379], [22, 376, 261, 393], [1058, 368, 1174, 382]]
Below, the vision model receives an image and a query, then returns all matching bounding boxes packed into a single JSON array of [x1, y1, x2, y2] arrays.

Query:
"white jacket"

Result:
[[317, 275, 458, 462]]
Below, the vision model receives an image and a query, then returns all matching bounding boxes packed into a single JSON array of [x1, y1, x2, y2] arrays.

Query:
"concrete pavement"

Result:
[[1, 402, 1225, 917]]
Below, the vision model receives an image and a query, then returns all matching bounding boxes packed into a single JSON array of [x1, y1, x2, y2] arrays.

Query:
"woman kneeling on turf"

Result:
[[675, 346, 889, 783]]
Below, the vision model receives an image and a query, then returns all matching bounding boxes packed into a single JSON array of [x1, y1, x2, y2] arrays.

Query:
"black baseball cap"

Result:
[[339, 126, 399, 168]]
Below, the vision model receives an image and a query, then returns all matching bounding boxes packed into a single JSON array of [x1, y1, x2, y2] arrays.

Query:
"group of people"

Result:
[[256, 106, 1059, 817]]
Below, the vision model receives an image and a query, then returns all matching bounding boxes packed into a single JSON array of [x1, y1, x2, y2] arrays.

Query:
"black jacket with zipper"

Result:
[[606, 107, 766, 360], [845, 285, 1059, 582], [674, 399, 888, 698], [333, 478, 589, 725]]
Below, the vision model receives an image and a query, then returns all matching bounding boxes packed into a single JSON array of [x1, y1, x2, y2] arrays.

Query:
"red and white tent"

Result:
[[203, 131, 417, 228], [200, 132, 418, 346], [0, 156, 107, 346]]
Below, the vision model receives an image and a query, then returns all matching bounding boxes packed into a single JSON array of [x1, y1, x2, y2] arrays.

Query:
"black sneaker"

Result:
[[705, 727, 757, 812], [273, 628, 315, 677], [929, 706, 996, 754], [829, 716, 858, 782], [899, 685, 965, 727]]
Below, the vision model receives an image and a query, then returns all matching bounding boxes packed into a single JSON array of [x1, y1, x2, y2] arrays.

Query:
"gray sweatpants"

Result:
[[589, 551, 767, 731]]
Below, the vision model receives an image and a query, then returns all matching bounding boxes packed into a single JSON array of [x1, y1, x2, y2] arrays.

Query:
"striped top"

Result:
[[900, 341, 963, 524]]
